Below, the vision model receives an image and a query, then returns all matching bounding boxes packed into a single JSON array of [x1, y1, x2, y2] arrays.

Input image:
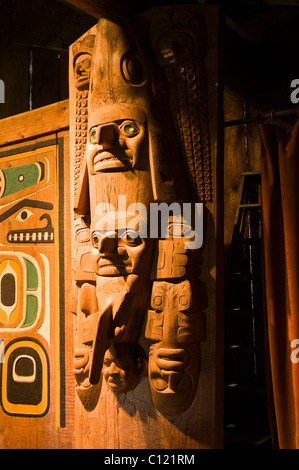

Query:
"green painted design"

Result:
[[23, 295, 38, 327], [1, 162, 41, 198], [24, 258, 38, 291]]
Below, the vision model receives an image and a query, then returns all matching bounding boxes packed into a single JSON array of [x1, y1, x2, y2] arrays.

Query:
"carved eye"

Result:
[[90, 129, 97, 144], [103, 358, 112, 368], [81, 58, 91, 70], [119, 121, 139, 137], [92, 233, 100, 247], [122, 229, 142, 246], [15, 209, 34, 222], [151, 377, 168, 391], [153, 295, 163, 307]]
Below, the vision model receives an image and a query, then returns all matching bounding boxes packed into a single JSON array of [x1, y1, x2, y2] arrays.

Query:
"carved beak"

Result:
[[89, 306, 113, 385]]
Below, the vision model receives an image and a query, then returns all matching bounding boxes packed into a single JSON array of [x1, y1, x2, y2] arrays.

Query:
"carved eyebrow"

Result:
[[0, 199, 53, 222]]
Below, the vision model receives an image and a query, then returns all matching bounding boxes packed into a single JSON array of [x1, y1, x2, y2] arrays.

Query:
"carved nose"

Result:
[[75, 64, 83, 75], [110, 367, 120, 377], [98, 232, 118, 254], [98, 125, 116, 149]]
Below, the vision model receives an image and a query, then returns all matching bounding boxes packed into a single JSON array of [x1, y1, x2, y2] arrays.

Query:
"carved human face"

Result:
[[91, 212, 147, 277], [86, 108, 148, 173], [148, 342, 200, 415], [74, 53, 92, 89], [103, 344, 146, 393]]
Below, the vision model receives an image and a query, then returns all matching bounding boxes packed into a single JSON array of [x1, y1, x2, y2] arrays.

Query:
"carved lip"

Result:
[[96, 258, 132, 276], [107, 376, 124, 390], [93, 151, 133, 172], [76, 74, 89, 82]]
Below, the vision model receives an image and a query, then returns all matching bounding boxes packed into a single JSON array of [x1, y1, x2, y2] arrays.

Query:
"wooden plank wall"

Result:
[[223, 92, 262, 261], [0, 0, 95, 120], [0, 101, 74, 448], [0, 0, 268, 449]]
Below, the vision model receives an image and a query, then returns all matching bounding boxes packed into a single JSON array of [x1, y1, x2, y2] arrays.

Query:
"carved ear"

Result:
[[74, 158, 90, 216], [148, 128, 175, 202]]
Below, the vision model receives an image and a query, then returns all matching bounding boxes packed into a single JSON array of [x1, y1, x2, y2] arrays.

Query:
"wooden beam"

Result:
[[0, 100, 69, 147], [63, 0, 153, 19], [63, 0, 110, 18]]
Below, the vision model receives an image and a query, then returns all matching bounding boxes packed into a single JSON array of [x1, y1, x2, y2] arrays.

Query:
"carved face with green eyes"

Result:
[[86, 117, 148, 173]]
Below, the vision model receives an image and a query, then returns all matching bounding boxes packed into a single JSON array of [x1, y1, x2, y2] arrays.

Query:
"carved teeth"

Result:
[[99, 264, 132, 268], [94, 151, 133, 165], [7, 231, 54, 243], [98, 156, 133, 162]]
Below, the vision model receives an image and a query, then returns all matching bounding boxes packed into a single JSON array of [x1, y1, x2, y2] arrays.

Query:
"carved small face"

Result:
[[74, 53, 92, 89], [102, 344, 143, 393], [148, 342, 200, 415], [91, 213, 147, 277], [86, 117, 148, 173]]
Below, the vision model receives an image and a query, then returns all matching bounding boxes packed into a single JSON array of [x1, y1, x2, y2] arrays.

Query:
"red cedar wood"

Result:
[[69, 5, 223, 449], [0, 102, 74, 448], [0, 100, 69, 148]]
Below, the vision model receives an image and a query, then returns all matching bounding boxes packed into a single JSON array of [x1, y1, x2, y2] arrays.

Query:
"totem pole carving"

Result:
[[71, 7, 208, 416], [149, 8, 213, 203]]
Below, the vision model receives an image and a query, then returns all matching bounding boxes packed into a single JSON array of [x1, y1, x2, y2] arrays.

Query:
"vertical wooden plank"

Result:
[[0, 104, 73, 448], [0, 139, 58, 447], [59, 51, 70, 103], [0, 0, 95, 120], [0, 44, 29, 119], [56, 128, 75, 447], [223, 92, 262, 254], [31, 48, 67, 109]]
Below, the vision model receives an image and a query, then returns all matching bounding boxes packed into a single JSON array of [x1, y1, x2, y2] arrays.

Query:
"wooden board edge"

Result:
[[0, 100, 69, 148]]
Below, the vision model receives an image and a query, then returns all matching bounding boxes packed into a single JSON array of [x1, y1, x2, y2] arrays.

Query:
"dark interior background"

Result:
[[1, 0, 298, 449]]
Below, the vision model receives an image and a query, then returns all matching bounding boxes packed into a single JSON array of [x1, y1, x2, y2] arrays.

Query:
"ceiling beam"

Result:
[[63, 0, 154, 18], [63, 0, 112, 18]]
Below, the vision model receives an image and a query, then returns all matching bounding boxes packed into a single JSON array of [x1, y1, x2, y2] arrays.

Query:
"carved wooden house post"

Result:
[[69, 2, 223, 449]]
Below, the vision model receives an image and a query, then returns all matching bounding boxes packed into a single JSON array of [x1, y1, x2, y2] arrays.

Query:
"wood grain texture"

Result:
[[64, 0, 152, 19], [70, 5, 223, 449], [0, 0, 95, 120], [0, 44, 30, 120], [0, 100, 69, 148], [0, 104, 74, 448], [223, 92, 262, 254]]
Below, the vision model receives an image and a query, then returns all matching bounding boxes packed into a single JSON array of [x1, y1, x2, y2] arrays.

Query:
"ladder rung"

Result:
[[225, 346, 265, 353], [234, 238, 261, 244], [239, 203, 261, 208], [241, 172, 261, 176], [224, 384, 266, 393], [224, 308, 263, 315]]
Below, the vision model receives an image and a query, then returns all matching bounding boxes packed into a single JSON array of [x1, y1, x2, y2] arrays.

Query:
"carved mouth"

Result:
[[96, 258, 132, 276], [107, 377, 124, 389], [76, 73, 89, 83], [97, 265, 132, 276], [93, 151, 133, 172]]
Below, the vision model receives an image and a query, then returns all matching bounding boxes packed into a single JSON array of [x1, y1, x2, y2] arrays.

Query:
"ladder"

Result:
[[224, 172, 271, 448]]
